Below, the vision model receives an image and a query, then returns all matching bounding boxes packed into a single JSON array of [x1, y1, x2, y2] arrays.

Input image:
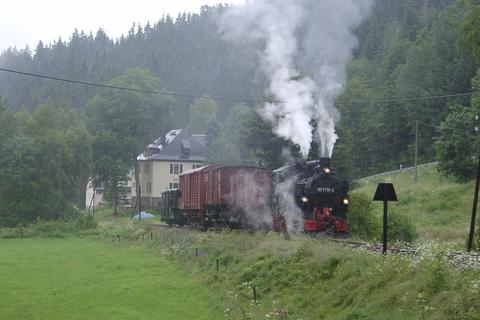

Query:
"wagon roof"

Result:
[[180, 164, 269, 176]]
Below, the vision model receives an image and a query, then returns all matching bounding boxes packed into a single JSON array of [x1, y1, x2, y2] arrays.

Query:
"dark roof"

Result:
[[139, 129, 206, 162], [192, 134, 208, 146]]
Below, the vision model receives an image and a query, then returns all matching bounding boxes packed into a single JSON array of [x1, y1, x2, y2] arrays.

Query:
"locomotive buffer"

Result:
[[373, 183, 398, 254]]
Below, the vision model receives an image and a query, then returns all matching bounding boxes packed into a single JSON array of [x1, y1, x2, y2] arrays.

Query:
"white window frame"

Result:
[[170, 163, 183, 174]]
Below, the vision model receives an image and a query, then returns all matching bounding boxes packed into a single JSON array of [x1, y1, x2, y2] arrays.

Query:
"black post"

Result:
[[383, 200, 388, 254], [195, 248, 198, 257], [151, 232, 153, 240], [468, 156, 480, 251], [253, 285, 257, 302], [216, 258, 219, 272], [414, 120, 419, 183]]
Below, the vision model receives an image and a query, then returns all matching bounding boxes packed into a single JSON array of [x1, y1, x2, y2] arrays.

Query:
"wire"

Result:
[[1, 67, 478, 105], [336, 91, 477, 104], [417, 121, 438, 129], [0, 67, 263, 104]]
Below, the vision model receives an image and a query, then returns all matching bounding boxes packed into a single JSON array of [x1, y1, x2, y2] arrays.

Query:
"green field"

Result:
[[0, 238, 222, 320], [352, 164, 475, 244]]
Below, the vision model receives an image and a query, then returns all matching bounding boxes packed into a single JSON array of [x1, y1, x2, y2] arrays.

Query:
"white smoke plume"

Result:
[[220, 0, 374, 158], [274, 176, 304, 233], [228, 169, 273, 229]]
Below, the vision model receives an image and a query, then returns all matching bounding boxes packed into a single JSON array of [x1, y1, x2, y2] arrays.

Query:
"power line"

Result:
[[0, 67, 478, 105], [336, 92, 476, 104], [0, 67, 261, 104]]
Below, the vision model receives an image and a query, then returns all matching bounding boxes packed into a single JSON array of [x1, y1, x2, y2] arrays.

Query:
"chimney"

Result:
[[319, 157, 331, 169]]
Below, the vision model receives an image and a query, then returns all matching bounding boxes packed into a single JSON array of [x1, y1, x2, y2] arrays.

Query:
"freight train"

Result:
[[161, 158, 349, 234]]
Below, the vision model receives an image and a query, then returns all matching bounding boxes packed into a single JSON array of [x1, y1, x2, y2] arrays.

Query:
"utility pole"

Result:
[[414, 120, 419, 184], [467, 157, 480, 251], [467, 116, 480, 251], [137, 183, 142, 221]]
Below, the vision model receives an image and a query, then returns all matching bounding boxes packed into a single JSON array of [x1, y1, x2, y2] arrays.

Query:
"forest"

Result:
[[0, 0, 479, 225]]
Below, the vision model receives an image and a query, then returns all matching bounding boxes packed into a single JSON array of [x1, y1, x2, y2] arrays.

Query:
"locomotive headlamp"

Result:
[[324, 168, 331, 174], [343, 198, 349, 205], [301, 196, 309, 203]]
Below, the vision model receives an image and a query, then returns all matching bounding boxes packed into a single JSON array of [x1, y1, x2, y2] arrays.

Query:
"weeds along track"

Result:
[[145, 222, 480, 269]]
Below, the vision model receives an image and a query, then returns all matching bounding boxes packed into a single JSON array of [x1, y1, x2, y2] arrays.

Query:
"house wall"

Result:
[[85, 188, 104, 209], [131, 160, 204, 208]]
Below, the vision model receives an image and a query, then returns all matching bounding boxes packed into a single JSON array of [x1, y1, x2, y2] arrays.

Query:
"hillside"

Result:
[[2, 220, 480, 320], [351, 163, 475, 244]]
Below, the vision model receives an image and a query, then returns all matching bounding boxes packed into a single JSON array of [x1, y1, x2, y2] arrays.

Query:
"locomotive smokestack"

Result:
[[319, 157, 331, 169]]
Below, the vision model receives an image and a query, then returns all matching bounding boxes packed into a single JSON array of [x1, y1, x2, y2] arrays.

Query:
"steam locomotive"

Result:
[[272, 158, 349, 233], [161, 158, 349, 234]]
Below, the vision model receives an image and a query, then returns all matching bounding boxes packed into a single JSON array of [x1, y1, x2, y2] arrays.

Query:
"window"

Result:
[[170, 163, 183, 174], [144, 163, 150, 173], [169, 183, 179, 189], [192, 164, 203, 169], [147, 183, 151, 193]]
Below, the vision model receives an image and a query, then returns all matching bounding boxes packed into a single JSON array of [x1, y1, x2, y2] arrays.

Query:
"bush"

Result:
[[75, 214, 98, 230], [0, 214, 98, 239], [29, 218, 75, 237], [348, 193, 381, 240], [388, 212, 417, 243]]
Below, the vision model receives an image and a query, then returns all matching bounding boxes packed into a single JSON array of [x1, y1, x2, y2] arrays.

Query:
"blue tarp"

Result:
[[132, 211, 155, 220]]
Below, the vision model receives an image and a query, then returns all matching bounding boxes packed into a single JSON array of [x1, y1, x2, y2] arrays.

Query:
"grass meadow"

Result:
[[352, 164, 475, 244], [1, 163, 479, 320], [0, 237, 222, 320]]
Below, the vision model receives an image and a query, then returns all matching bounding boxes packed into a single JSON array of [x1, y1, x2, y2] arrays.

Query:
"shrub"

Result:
[[388, 212, 417, 243], [0, 215, 98, 239], [75, 214, 98, 230], [348, 193, 381, 240], [425, 258, 449, 294]]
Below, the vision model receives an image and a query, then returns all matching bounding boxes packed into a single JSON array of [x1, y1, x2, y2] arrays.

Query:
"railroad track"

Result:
[[327, 239, 480, 269], [145, 222, 480, 269]]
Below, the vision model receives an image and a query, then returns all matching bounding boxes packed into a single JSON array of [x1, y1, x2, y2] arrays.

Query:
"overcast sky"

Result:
[[1, 0, 245, 52]]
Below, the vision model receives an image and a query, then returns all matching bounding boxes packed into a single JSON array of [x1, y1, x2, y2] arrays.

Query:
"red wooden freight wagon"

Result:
[[205, 165, 271, 210], [178, 164, 272, 229], [179, 164, 214, 211]]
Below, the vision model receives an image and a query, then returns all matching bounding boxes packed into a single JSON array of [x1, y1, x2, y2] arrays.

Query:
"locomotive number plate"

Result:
[[317, 187, 335, 193]]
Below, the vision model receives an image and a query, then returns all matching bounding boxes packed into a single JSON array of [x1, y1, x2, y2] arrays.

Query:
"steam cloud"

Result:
[[221, 0, 374, 158]]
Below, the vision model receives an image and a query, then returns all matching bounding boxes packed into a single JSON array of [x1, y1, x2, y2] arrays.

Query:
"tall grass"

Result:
[[352, 164, 475, 244], [100, 224, 480, 320]]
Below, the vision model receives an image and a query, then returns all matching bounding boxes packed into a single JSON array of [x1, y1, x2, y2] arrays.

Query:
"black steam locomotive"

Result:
[[272, 158, 349, 234]]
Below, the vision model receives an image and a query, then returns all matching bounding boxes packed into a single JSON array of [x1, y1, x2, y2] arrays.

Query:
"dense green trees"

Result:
[[436, 71, 480, 179], [188, 97, 219, 134], [87, 68, 173, 215], [460, 0, 480, 62], [0, 101, 91, 226], [336, 0, 478, 178], [0, 0, 479, 184], [0, 6, 259, 125]]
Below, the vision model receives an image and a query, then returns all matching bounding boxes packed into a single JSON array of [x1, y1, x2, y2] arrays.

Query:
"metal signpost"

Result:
[[467, 116, 480, 252], [373, 183, 398, 254]]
